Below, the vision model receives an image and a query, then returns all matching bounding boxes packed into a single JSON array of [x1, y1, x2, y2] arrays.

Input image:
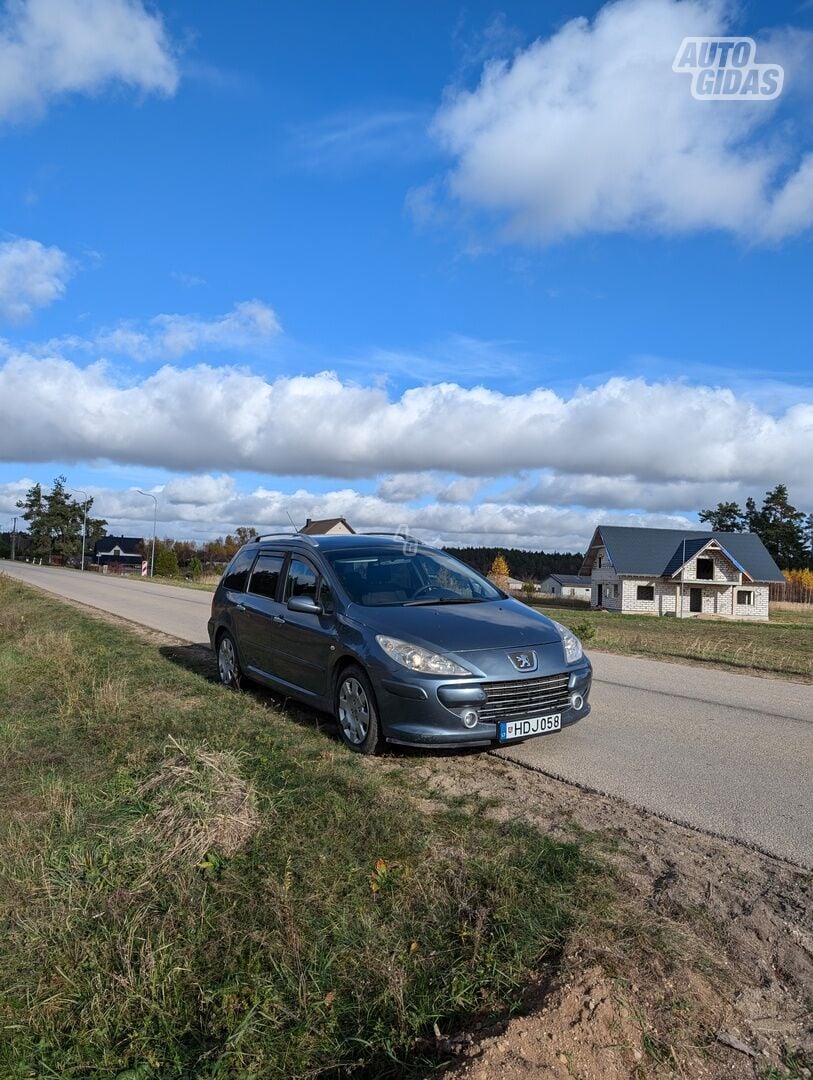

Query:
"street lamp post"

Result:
[[71, 488, 90, 571], [136, 490, 158, 577]]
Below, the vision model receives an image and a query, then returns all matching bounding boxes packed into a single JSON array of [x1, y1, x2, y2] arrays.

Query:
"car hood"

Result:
[[346, 598, 563, 654]]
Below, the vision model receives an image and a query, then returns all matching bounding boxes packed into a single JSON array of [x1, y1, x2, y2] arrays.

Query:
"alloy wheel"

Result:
[[338, 676, 370, 745], [218, 635, 237, 686]]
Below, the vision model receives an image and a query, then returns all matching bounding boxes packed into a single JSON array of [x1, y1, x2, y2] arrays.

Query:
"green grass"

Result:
[[0, 575, 595, 1079], [145, 573, 218, 592], [534, 604, 813, 680]]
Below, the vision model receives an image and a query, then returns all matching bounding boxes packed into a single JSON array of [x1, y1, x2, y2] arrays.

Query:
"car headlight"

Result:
[[551, 620, 583, 664], [376, 635, 470, 675]]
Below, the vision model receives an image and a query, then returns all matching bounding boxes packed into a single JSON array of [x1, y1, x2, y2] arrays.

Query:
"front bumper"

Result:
[[376, 659, 592, 749]]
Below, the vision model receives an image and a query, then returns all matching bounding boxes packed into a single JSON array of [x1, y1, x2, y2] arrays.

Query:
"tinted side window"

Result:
[[222, 548, 256, 592], [284, 558, 318, 602], [248, 554, 284, 600]]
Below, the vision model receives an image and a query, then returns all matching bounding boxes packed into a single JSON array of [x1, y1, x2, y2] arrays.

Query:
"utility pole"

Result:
[[10, 516, 16, 561], [137, 490, 158, 577], [71, 489, 90, 571]]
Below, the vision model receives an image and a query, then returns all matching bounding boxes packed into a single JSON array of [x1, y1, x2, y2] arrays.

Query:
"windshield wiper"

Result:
[[403, 597, 485, 606]]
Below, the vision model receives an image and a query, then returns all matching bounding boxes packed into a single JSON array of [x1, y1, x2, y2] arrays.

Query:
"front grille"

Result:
[[477, 673, 571, 722]]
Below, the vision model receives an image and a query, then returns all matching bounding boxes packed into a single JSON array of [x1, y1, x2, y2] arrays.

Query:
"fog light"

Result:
[[461, 708, 479, 729], [570, 693, 584, 711]]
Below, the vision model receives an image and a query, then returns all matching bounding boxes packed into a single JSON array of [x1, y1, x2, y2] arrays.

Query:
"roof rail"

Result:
[[253, 531, 317, 545], [360, 530, 422, 542]]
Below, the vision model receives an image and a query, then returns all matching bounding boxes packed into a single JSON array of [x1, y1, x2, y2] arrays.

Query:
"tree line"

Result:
[[699, 484, 812, 569], [150, 529, 259, 578], [444, 546, 584, 581]]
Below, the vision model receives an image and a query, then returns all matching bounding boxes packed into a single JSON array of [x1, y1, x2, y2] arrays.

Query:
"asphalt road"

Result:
[[4, 560, 812, 868], [2, 560, 210, 643]]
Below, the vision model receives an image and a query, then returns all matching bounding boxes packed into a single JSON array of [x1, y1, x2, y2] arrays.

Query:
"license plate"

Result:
[[499, 713, 561, 741]]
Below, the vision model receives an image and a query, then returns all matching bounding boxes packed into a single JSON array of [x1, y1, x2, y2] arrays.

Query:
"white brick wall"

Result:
[[611, 578, 771, 619], [681, 545, 741, 584], [621, 578, 679, 615], [590, 547, 622, 609]]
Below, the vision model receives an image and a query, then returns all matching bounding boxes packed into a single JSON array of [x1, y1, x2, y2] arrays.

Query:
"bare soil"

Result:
[[370, 753, 813, 1080]]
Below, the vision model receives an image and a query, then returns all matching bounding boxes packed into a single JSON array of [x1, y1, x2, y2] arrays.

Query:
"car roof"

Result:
[[246, 532, 430, 554]]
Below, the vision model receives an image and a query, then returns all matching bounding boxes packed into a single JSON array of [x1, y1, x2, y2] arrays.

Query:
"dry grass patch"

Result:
[[133, 738, 260, 877]]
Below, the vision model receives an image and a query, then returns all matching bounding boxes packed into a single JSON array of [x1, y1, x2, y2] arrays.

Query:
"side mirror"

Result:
[[287, 595, 322, 615]]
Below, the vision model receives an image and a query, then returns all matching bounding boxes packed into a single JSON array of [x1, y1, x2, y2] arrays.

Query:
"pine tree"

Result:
[[16, 476, 106, 562], [16, 482, 48, 557], [756, 484, 807, 569], [698, 501, 746, 532]]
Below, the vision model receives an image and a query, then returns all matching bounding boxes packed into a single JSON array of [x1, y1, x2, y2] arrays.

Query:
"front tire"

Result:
[[217, 632, 242, 689], [335, 665, 382, 754]]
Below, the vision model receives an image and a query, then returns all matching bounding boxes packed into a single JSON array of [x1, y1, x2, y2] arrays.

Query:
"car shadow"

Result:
[[158, 642, 484, 761]]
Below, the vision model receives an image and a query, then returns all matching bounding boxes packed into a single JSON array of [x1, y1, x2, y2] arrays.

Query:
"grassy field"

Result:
[[0, 576, 598, 1079], [537, 603, 813, 680]]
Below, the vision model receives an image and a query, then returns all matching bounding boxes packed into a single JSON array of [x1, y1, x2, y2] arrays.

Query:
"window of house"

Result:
[[597, 555, 602, 568], [637, 585, 655, 601], [696, 557, 714, 580], [737, 590, 754, 606], [248, 553, 284, 599]]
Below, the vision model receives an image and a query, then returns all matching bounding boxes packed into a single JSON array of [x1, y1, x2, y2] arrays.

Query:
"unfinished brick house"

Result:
[[580, 525, 784, 621]]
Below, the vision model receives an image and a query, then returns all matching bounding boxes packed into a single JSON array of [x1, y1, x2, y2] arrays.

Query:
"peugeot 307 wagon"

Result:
[[208, 532, 592, 754]]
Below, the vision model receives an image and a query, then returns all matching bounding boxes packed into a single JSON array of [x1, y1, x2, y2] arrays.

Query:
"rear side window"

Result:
[[284, 558, 318, 602], [221, 548, 255, 592], [248, 554, 284, 600]]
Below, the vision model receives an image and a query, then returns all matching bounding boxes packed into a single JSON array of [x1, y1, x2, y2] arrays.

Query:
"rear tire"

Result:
[[217, 631, 242, 689], [335, 665, 382, 755]]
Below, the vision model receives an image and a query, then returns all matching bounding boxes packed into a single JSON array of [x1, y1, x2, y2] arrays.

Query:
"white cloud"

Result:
[[290, 108, 432, 170], [171, 271, 206, 288], [427, 0, 813, 243], [161, 473, 236, 507], [0, 237, 72, 322], [0, 0, 178, 123], [1, 353, 812, 506], [0, 474, 698, 551], [500, 473, 761, 514], [48, 300, 282, 361]]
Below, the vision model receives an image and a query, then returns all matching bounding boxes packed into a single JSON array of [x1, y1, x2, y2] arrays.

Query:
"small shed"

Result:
[[539, 574, 593, 600]]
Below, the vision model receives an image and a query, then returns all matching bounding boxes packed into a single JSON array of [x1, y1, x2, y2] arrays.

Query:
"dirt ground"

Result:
[[370, 753, 812, 1080]]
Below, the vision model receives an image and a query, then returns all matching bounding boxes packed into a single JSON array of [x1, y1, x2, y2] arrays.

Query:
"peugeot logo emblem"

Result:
[[508, 651, 537, 672]]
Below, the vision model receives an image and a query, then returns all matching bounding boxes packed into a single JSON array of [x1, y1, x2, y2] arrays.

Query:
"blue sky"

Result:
[[1, 0, 812, 549]]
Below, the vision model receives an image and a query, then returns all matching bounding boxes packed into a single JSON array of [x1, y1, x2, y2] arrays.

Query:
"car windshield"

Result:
[[325, 548, 502, 607]]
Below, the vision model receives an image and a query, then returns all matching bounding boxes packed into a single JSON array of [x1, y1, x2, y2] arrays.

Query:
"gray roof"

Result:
[[581, 526, 784, 583], [544, 574, 593, 587]]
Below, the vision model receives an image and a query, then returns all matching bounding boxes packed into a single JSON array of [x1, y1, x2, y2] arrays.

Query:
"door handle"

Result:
[[272, 615, 285, 625], [236, 603, 246, 612]]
